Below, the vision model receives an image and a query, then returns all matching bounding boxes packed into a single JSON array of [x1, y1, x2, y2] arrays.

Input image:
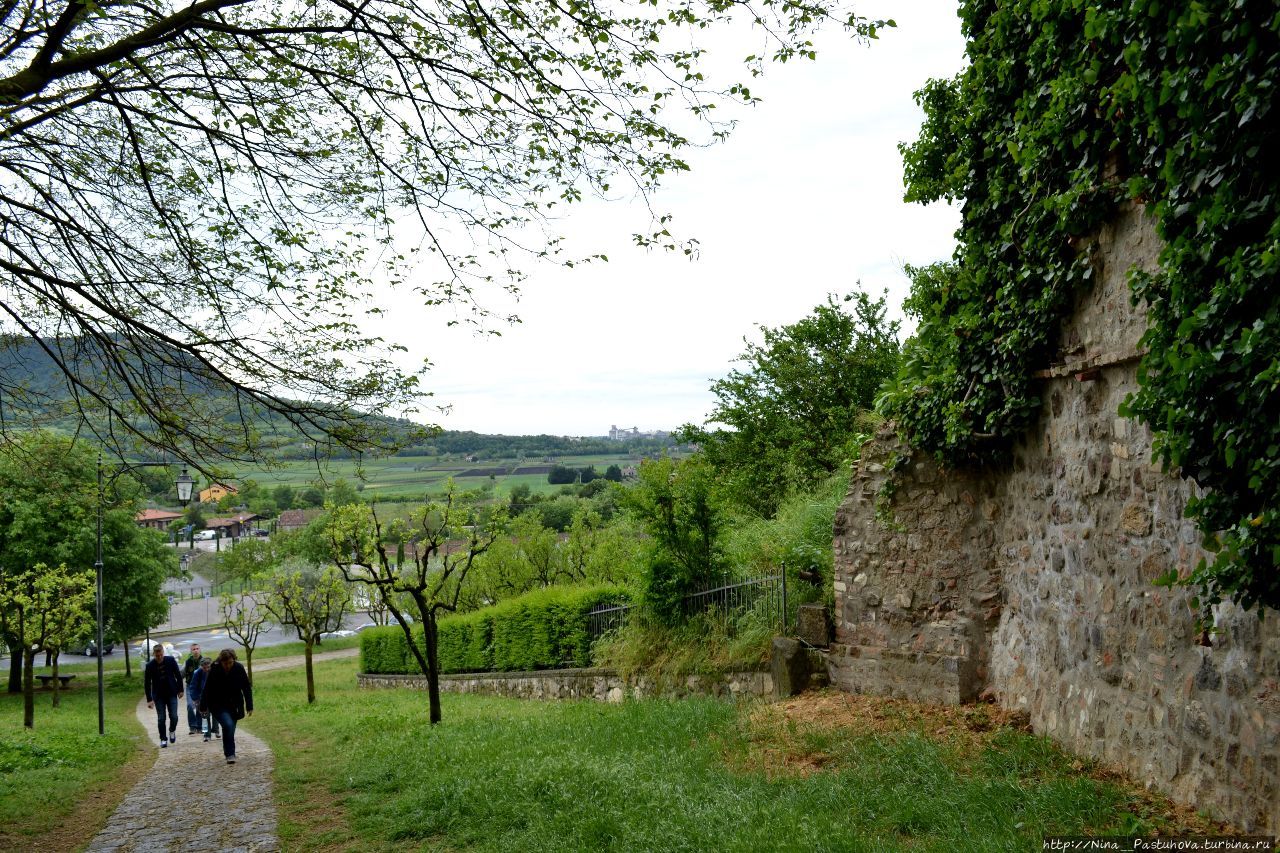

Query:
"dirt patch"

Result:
[[723, 690, 1232, 836], [732, 690, 1034, 774]]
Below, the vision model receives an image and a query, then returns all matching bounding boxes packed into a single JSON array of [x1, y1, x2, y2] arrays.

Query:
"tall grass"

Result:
[[723, 473, 850, 610], [591, 607, 775, 683], [247, 656, 1188, 852]]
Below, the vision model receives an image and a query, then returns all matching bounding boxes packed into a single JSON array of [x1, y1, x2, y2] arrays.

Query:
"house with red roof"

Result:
[[135, 508, 184, 531]]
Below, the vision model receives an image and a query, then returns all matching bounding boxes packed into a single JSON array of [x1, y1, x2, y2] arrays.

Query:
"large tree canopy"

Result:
[[0, 0, 883, 466], [0, 431, 175, 690], [680, 291, 899, 516]]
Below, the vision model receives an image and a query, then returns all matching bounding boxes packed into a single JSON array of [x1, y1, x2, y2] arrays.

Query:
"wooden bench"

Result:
[[35, 674, 76, 689]]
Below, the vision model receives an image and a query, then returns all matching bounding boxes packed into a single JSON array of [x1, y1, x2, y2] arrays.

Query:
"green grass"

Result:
[[247, 657, 1190, 852], [0, 673, 148, 849], [30, 657, 132, 675]]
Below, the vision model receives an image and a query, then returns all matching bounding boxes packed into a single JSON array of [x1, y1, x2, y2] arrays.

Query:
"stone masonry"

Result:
[[830, 205, 1280, 833], [358, 666, 773, 702]]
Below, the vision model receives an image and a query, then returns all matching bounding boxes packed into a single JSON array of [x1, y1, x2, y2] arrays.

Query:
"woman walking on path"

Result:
[[188, 657, 221, 741], [143, 643, 184, 747], [199, 648, 253, 764]]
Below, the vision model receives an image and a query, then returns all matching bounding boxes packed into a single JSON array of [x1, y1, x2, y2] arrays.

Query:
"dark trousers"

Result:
[[153, 696, 179, 741], [186, 694, 200, 732], [213, 710, 238, 758]]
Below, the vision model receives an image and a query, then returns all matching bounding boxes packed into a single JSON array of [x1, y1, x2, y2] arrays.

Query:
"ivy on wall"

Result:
[[879, 0, 1279, 614]]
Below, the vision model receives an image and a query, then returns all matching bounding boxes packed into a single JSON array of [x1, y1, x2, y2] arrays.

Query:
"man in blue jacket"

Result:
[[187, 657, 220, 741], [144, 643, 184, 748]]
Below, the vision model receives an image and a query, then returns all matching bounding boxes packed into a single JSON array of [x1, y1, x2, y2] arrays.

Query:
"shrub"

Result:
[[360, 584, 629, 674]]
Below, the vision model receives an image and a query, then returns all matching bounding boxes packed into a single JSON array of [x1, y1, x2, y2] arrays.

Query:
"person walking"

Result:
[[198, 648, 253, 765], [182, 644, 203, 735], [187, 657, 221, 742], [143, 643, 184, 748]]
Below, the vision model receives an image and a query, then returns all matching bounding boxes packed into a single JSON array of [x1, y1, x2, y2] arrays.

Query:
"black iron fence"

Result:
[[587, 601, 632, 637], [165, 579, 264, 602], [587, 572, 787, 639]]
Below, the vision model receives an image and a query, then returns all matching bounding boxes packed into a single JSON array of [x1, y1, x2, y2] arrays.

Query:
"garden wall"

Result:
[[830, 205, 1280, 833], [358, 666, 772, 702]]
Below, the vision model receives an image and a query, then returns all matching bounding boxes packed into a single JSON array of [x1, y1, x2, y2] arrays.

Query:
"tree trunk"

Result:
[[51, 651, 61, 709], [124, 641, 132, 678], [22, 649, 36, 728], [245, 650, 253, 686], [7, 645, 21, 694], [425, 615, 441, 725], [304, 640, 315, 704]]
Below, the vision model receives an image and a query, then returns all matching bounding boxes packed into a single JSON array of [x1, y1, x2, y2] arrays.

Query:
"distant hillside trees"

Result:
[[547, 465, 603, 486]]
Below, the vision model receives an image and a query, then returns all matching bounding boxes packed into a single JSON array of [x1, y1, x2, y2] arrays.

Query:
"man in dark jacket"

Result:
[[144, 643, 184, 747], [198, 648, 253, 764]]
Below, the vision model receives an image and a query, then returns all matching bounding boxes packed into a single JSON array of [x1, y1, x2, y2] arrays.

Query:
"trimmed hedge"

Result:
[[360, 585, 629, 675]]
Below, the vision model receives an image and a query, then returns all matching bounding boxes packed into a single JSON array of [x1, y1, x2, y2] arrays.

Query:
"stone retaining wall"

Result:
[[358, 667, 773, 702], [830, 205, 1279, 833]]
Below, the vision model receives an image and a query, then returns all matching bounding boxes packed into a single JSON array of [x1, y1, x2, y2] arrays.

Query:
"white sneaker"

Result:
[[160, 740, 168, 748], [226, 756, 236, 764]]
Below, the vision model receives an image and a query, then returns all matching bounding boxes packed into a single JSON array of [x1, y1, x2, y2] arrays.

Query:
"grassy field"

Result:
[[247, 657, 1220, 852], [0, 673, 151, 851], [232, 452, 651, 502]]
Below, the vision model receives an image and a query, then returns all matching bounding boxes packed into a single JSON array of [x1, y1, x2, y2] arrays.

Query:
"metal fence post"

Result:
[[780, 563, 788, 634]]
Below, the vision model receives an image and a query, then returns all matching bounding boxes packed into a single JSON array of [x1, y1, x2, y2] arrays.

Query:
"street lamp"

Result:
[[95, 459, 194, 736]]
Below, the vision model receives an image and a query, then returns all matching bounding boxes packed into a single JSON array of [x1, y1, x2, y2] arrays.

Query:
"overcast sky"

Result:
[[388, 0, 967, 437]]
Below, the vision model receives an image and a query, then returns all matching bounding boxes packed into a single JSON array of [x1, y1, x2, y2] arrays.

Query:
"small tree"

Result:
[[0, 564, 93, 727], [623, 457, 728, 625], [261, 559, 349, 703], [328, 486, 506, 724], [220, 594, 269, 685]]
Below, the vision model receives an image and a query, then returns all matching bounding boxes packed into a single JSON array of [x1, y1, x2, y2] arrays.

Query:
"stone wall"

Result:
[[830, 205, 1280, 833], [358, 666, 773, 703]]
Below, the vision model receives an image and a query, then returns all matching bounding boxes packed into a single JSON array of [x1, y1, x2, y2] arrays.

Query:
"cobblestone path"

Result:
[[84, 646, 360, 853], [85, 699, 278, 853]]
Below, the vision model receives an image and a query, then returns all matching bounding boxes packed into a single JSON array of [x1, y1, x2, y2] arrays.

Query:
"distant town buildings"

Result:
[[204, 512, 261, 538], [199, 482, 239, 503], [135, 508, 183, 530], [608, 424, 671, 441]]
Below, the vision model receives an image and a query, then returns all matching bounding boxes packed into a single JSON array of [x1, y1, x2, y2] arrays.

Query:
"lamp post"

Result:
[[95, 460, 195, 735]]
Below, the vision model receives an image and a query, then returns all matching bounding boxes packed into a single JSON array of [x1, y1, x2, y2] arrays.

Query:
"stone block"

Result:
[[795, 603, 831, 647], [1121, 503, 1152, 536], [771, 637, 810, 698]]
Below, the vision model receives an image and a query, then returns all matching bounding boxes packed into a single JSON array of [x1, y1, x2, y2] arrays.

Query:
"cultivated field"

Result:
[[236, 451, 655, 501]]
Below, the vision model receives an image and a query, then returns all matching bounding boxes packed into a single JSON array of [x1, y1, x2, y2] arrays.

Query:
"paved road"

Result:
[[1, 618, 369, 671], [128, 620, 364, 661]]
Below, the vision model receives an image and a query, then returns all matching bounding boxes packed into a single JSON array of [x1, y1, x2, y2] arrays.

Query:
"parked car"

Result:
[[319, 629, 357, 641], [252, 528, 270, 538], [74, 639, 115, 656], [193, 529, 217, 541]]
